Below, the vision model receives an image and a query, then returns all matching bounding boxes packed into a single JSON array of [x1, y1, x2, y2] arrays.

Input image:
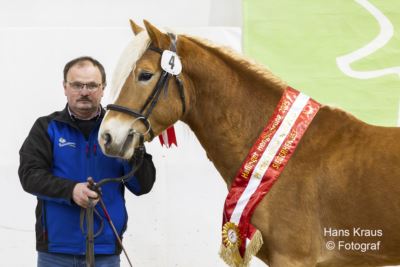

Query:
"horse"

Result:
[[98, 20, 400, 267]]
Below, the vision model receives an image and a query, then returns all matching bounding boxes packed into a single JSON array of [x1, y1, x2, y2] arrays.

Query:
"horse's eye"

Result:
[[138, 72, 153, 81]]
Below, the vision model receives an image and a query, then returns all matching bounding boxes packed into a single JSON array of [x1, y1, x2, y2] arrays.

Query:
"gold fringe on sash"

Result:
[[219, 229, 263, 267]]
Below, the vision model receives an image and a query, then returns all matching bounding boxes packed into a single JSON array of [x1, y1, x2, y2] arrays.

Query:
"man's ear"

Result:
[[63, 81, 67, 96], [143, 20, 170, 48], [129, 19, 144, 35]]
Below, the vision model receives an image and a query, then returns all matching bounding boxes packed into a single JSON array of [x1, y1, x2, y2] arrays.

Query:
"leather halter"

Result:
[[106, 33, 186, 140]]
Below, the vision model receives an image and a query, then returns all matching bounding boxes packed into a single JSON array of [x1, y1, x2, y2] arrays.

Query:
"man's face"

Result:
[[63, 61, 104, 118]]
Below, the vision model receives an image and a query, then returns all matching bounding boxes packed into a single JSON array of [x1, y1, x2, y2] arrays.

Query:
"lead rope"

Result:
[[85, 198, 95, 267], [86, 178, 134, 267], [84, 137, 146, 267], [81, 200, 104, 267], [98, 197, 134, 267]]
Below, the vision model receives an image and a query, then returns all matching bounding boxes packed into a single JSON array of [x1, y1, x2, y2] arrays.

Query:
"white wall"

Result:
[[0, 1, 265, 266], [0, 0, 242, 28]]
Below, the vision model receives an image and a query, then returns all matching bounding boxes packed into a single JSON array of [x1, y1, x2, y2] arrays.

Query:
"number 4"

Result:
[[169, 56, 175, 70]]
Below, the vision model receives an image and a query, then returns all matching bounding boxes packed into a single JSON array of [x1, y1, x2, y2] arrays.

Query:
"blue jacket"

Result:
[[18, 106, 155, 255]]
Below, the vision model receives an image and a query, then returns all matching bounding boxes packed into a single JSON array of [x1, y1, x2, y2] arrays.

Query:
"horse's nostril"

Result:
[[103, 133, 112, 146]]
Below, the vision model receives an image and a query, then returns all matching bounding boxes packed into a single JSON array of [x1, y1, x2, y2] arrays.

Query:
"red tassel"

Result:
[[158, 126, 177, 148]]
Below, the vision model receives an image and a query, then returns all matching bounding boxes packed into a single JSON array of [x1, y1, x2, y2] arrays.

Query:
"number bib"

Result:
[[161, 50, 182, 75]]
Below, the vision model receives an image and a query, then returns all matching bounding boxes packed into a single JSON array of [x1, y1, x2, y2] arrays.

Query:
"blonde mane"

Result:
[[109, 31, 151, 103]]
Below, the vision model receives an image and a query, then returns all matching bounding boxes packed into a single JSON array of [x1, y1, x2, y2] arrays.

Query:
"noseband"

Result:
[[106, 33, 186, 140]]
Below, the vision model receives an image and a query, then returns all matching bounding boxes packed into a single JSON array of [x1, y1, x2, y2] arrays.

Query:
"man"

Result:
[[18, 56, 156, 267]]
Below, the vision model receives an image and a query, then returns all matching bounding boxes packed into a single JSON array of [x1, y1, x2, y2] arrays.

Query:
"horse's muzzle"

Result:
[[99, 130, 138, 159]]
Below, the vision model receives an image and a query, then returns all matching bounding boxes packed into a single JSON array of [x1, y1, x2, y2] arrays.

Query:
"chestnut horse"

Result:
[[98, 20, 400, 267]]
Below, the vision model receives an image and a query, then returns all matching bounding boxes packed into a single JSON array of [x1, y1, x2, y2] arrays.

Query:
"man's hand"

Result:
[[72, 182, 99, 208]]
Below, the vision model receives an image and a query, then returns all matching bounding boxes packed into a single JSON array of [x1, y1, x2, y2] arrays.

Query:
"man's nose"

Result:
[[80, 87, 91, 95]]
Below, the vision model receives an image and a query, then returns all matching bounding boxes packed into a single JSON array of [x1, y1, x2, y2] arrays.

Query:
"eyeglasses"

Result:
[[66, 81, 103, 92]]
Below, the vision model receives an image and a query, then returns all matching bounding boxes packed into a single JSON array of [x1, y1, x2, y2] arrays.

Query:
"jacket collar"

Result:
[[54, 104, 105, 126]]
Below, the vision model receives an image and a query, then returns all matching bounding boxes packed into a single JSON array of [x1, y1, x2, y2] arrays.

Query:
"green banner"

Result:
[[243, 0, 400, 126]]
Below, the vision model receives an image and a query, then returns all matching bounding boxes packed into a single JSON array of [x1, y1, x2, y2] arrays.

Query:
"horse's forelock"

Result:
[[109, 31, 151, 102]]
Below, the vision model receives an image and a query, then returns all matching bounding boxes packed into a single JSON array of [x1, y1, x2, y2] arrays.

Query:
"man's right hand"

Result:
[[72, 182, 99, 208]]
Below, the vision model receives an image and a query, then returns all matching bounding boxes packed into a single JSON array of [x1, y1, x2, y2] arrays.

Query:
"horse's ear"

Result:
[[143, 20, 169, 48], [129, 19, 144, 35]]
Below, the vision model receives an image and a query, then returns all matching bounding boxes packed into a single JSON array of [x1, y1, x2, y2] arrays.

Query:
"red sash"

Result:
[[220, 87, 320, 266]]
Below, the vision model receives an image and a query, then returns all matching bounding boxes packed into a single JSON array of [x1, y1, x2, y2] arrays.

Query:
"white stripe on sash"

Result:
[[230, 93, 310, 224]]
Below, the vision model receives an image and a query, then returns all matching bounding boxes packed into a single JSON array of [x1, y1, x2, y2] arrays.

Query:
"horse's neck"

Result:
[[180, 37, 286, 187]]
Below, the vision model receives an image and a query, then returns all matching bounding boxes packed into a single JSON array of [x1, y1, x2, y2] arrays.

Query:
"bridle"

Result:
[[106, 33, 186, 140]]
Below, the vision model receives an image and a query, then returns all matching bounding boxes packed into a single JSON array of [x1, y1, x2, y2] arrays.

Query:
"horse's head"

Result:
[[99, 20, 188, 159]]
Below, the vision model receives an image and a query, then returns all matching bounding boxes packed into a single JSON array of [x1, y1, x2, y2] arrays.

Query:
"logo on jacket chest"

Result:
[[58, 137, 76, 148]]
